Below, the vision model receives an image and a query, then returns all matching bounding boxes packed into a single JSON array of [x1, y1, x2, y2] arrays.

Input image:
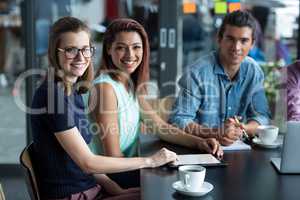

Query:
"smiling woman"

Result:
[[57, 31, 92, 83], [85, 18, 222, 189], [47, 17, 94, 96], [107, 31, 143, 75], [29, 16, 178, 200]]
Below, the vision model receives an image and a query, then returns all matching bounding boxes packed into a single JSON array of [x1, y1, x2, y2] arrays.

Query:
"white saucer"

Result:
[[252, 137, 283, 149], [172, 181, 213, 197]]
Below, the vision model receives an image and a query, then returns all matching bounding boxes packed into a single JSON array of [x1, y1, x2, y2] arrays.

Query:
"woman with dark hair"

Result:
[[30, 16, 178, 200], [86, 18, 223, 187]]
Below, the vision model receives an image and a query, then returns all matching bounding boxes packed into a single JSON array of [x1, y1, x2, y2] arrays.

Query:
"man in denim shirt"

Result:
[[169, 11, 270, 146]]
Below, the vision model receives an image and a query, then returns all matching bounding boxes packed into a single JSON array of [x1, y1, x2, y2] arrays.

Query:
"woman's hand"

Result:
[[106, 184, 140, 196], [94, 174, 140, 196], [102, 180, 126, 196], [197, 138, 223, 159], [119, 187, 140, 195], [145, 148, 177, 168]]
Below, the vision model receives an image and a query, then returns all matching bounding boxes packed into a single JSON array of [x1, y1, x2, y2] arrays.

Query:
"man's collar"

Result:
[[213, 51, 227, 76], [213, 50, 246, 81]]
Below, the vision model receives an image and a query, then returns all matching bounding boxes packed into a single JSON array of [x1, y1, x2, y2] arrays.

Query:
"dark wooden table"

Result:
[[139, 134, 300, 200]]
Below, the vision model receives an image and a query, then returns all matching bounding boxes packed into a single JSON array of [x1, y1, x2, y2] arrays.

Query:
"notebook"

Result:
[[222, 139, 251, 151], [169, 154, 226, 167]]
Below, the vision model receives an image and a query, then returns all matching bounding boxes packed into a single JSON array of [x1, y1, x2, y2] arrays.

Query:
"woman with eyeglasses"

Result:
[[30, 16, 177, 200], [85, 18, 223, 188]]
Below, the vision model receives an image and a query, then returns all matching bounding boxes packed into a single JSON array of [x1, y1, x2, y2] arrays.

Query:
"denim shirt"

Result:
[[169, 51, 270, 128]]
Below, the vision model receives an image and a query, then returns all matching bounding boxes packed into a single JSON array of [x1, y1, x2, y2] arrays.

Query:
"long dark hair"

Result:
[[97, 18, 150, 95]]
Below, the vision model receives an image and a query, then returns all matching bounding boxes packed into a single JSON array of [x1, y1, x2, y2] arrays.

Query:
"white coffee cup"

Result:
[[257, 125, 279, 145], [178, 165, 206, 192]]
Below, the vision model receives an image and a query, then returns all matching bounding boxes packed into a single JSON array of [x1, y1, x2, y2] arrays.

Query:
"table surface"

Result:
[[139, 134, 300, 200]]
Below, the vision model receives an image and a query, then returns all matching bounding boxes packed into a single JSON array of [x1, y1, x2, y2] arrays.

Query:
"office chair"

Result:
[[20, 143, 40, 200], [0, 183, 5, 200]]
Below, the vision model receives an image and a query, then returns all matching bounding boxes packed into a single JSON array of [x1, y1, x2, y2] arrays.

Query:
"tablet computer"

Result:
[[169, 154, 227, 167]]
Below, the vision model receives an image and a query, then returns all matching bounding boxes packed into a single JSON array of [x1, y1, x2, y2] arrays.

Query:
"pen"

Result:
[[233, 116, 249, 140]]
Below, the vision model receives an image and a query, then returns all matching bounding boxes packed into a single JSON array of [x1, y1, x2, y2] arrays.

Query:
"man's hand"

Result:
[[218, 118, 243, 146]]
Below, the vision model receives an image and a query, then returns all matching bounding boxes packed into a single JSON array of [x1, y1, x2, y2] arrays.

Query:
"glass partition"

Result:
[[0, 0, 105, 164]]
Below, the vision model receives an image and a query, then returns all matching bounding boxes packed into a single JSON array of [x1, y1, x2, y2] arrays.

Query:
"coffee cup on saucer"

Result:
[[178, 165, 206, 192], [257, 125, 279, 145]]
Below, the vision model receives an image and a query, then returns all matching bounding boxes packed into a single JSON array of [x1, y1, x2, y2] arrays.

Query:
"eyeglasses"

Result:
[[57, 46, 95, 59]]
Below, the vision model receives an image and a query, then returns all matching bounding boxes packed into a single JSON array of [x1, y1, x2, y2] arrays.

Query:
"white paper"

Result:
[[172, 154, 221, 166], [222, 140, 251, 151]]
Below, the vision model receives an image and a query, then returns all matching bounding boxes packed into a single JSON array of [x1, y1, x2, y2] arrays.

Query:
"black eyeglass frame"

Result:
[[57, 46, 96, 59]]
